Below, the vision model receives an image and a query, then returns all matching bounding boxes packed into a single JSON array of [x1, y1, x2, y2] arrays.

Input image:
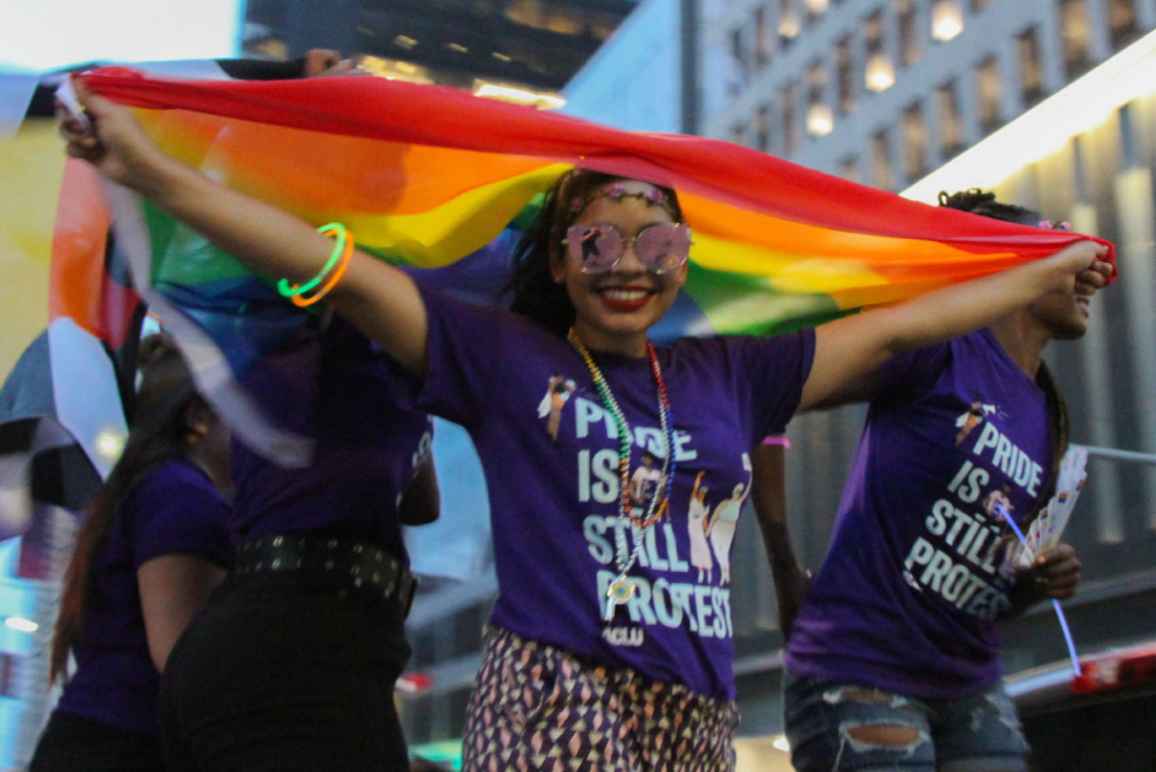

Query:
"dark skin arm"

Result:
[[750, 443, 811, 639], [398, 458, 440, 526]]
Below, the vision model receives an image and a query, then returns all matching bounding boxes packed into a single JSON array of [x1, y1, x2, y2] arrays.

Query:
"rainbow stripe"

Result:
[[59, 68, 1116, 459]]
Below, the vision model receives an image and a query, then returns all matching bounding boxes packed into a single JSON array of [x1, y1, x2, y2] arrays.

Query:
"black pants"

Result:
[[160, 572, 412, 771], [30, 710, 164, 771]]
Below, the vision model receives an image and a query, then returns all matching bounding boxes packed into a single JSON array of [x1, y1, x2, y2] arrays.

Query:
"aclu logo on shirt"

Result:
[[902, 398, 1045, 621]]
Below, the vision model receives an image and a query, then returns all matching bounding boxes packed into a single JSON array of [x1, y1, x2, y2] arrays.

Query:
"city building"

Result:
[[243, 0, 638, 107], [707, 0, 1156, 189], [562, 0, 698, 131]]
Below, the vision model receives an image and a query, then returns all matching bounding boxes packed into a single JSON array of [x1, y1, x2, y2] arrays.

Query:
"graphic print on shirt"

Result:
[[537, 375, 577, 441], [687, 472, 714, 583], [955, 401, 999, 446], [705, 453, 752, 585], [564, 390, 741, 650], [902, 397, 1044, 621], [627, 453, 668, 522]]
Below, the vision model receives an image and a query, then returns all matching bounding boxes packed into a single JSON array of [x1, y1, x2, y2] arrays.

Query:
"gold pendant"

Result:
[[603, 576, 635, 621]]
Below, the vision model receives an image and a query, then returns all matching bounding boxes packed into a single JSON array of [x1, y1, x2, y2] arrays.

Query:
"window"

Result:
[[805, 61, 833, 137], [871, 130, 893, 189], [1107, 0, 1140, 49], [865, 10, 884, 56], [730, 27, 749, 80], [756, 105, 772, 152], [731, 122, 749, 146], [1018, 27, 1044, 107], [902, 102, 928, 181], [836, 36, 855, 114], [838, 156, 860, 183], [782, 83, 799, 156], [755, 6, 771, 68], [864, 11, 895, 92], [805, 0, 829, 25], [780, 0, 801, 47], [898, 0, 920, 67], [976, 55, 1002, 134], [931, 0, 965, 42], [1059, 0, 1092, 78], [936, 80, 963, 159]]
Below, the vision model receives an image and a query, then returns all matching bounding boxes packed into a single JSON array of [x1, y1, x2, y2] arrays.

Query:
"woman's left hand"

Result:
[[1020, 543, 1082, 600]]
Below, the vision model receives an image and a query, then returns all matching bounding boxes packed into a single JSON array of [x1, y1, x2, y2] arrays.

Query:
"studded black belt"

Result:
[[234, 534, 417, 615]]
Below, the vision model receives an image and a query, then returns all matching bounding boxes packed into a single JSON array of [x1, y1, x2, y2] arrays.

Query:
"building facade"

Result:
[[707, 0, 1156, 189], [243, 0, 636, 102]]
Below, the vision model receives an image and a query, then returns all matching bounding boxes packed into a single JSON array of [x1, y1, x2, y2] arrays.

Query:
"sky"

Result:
[[0, 0, 243, 72]]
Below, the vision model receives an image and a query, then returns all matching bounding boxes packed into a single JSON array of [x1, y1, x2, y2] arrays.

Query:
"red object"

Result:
[[395, 672, 433, 694], [1071, 643, 1156, 694]]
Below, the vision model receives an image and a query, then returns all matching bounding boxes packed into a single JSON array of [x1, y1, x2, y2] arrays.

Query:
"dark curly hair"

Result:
[[507, 170, 684, 337], [938, 188, 1041, 227], [939, 188, 1069, 506]]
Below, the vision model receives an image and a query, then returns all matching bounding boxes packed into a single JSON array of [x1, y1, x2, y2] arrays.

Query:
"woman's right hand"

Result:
[[57, 79, 167, 191], [1040, 240, 1112, 296]]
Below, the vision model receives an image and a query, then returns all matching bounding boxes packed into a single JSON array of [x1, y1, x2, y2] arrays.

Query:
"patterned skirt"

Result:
[[461, 626, 739, 771]]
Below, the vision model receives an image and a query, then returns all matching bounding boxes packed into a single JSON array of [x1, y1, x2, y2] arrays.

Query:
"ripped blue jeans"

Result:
[[783, 672, 1029, 771]]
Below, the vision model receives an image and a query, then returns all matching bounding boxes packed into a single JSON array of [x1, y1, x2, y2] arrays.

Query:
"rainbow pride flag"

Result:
[[69, 67, 1114, 463]]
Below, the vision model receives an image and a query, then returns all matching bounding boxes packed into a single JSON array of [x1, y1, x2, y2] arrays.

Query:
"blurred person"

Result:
[[30, 336, 233, 772], [778, 190, 1100, 772], [60, 82, 1109, 769], [154, 52, 441, 771]]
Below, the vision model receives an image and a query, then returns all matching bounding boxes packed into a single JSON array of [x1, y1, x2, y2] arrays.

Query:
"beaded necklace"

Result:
[[567, 328, 677, 621]]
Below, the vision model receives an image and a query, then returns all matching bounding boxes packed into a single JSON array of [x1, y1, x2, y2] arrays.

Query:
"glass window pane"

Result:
[[1018, 26, 1044, 107], [1059, 0, 1092, 78], [976, 54, 1002, 134], [872, 129, 893, 189], [902, 102, 927, 180], [936, 80, 963, 159], [837, 35, 854, 113], [1108, 0, 1140, 49]]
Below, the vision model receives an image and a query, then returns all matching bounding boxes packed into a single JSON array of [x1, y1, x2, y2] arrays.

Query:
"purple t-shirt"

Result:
[[417, 288, 814, 699], [230, 318, 433, 558], [786, 329, 1053, 698], [55, 459, 233, 733]]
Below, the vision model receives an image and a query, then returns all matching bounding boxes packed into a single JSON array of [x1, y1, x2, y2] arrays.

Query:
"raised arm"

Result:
[[61, 82, 429, 375], [799, 242, 1111, 411]]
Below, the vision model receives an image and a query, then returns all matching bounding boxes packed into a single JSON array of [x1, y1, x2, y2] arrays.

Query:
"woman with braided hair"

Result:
[[779, 189, 1098, 772]]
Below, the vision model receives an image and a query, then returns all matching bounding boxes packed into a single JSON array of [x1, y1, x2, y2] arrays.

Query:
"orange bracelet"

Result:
[[290, 228, 355, 308]]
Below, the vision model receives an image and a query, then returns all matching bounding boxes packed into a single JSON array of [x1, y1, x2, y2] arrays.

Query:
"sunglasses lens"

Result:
[[568, 224, 623, 273], [635, 224, 691, 273]]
